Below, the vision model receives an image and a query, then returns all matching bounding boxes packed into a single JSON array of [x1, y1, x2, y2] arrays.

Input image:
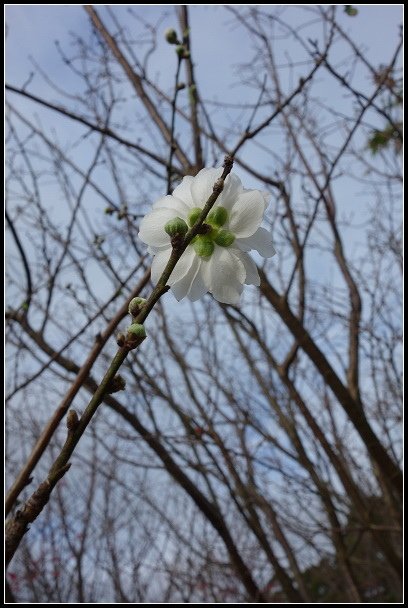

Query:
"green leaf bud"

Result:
[[207, 206, 228, 227], [214, 230, 235, 247], [164, 217, 188, 238], [193, 236, 214, 258]]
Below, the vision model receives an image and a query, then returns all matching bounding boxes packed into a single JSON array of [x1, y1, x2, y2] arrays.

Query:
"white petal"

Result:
[[232, 249, 260, 286], [170, 256, 198, 301], [148, 244, 169, 255], [139, 208, 177, 247], [242, 188, 270, 211], [152, 194, 190, 216], [236, 227, 276, 258], [191, 167, 223, 208], [191, 168, 244, 211], [171, 176, 195, 208], [168, 246, 196, 285], [171, 256, 207, 302], [228, 190, 265, 238], [220, 173, 244, 211], [188, 261, 209, 301], [151, 248, 172, 284], [205, 246, 245, 304]]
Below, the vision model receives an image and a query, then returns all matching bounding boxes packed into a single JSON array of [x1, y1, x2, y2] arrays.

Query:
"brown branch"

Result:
[[179, 6, 203, 171], [5, 269, 150, 517], [5, 84, 174, 172], [84, 5, 191, 171], [6, 293, 266, 601], [258, 270, 402, 498]]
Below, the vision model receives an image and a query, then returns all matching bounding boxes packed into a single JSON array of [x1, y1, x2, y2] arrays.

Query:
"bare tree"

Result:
[[5, 5, 402, 603]]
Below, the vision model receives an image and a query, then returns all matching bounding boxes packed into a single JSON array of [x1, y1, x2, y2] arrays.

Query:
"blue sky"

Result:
[[5, 5, 403, 97], [5, 4, 403, 360]]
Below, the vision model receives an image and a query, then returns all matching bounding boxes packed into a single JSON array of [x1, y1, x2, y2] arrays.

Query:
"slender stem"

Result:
[[5, 269, 151, 517], [166, 56, 183, 194]]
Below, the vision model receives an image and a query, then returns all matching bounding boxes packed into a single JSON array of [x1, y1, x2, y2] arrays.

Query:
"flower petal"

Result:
[[191, 168, 222, 207], [219, 173, 244, 211], [236, 227, 276, 257], [232, 249, 260, 286], [167, 246, 196, 285], [228, 190, 265, 238], [205, 246, 245, 304], [151, 248, 171, 284], [188, 261, 209, 301], [171, 256, 208, 302], [190, 168, 243, 210], [139, 208, 177, 247], [152, 194, 190, 216], [172, 176, 195, 208]]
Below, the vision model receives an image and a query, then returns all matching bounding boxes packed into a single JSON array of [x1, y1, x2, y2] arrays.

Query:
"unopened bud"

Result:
[[207, 206, 228, 227], [116, 332, 126, 347], [127, 323, 147, 339], [165, 28, 178, 44], [128, 297, 147, 317], [214, 230, 235, 247], [187, 207, 202, 227], [107, 375, 126, 394], [164, 217, 188, 238], [176, 45, 190, 59], [193, 236, 214, 258], [67, 410, 79, 431]]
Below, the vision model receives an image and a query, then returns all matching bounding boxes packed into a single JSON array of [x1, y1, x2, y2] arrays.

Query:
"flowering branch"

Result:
[[5, 155, 234, 567], [5, 269, 151, 517]]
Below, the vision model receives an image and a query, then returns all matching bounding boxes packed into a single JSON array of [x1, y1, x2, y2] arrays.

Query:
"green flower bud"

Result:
[[207, 206, 228, 227], [127, 323, 147, 338], [214, 230, 235, 247], [187, 207, 202, 227], [193, 236, 214, 258], [165, 28, 178, 44], [128, 297, 147, 317], [164, 217, 188, 238]]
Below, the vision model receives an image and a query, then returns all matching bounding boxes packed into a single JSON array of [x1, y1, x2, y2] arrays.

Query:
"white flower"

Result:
[[138, 167, 276, 305]]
